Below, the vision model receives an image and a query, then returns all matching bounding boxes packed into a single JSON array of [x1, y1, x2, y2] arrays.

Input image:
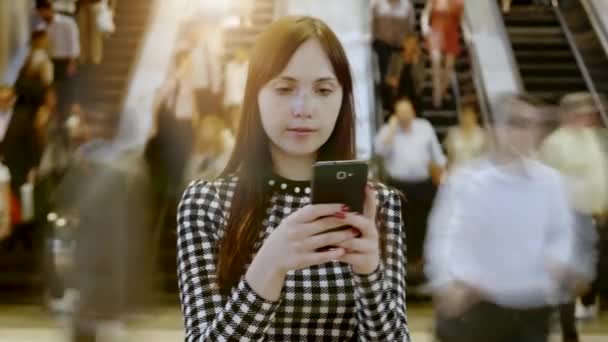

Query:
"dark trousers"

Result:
[[387, 178, 436, 269], [372, 40, 401, 116], [52, 58, 76, 114], [436, 301, 552, 342], [559, 302, 578, 341]]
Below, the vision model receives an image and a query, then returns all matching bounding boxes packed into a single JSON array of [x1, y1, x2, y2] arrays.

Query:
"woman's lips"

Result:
[[287, 127, 317, 137]]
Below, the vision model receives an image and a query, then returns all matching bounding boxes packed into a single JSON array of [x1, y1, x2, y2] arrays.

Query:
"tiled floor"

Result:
[[0, 304, 606, 341]]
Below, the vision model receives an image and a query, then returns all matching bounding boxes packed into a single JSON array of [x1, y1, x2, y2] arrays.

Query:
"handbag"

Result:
[[94, 0, 115, 34]]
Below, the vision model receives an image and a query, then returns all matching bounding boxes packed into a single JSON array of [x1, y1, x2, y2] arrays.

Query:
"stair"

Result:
[[500, 3, 588, 104], [0, 0, 153, 305], [73, 0, 154, 138]]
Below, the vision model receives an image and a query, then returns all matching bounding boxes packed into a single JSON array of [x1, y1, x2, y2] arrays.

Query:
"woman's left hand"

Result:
[[335, 183, 380, 275]]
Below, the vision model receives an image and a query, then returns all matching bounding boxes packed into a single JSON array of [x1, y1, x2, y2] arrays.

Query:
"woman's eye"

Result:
[[316, 88, 333, 96], [274, 86, 293, 95]]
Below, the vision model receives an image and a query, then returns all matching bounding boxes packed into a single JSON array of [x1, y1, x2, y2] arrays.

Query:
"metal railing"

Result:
[[490, 0, 525, 92], [554, 3, 608, 126], [461, 18, 492, 125], [580, 0, 608, 58]]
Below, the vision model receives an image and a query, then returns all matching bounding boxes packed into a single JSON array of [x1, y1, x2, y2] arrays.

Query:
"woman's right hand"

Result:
[[245, 203, 358, 300]]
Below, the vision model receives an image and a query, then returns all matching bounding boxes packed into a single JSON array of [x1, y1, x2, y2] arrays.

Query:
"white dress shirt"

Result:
[[52, 0, 78, 14], [375, 118, 447, 182], [425, 157, 581, 308], [540, 127, 608, 215], [40, 14, 80, 59]]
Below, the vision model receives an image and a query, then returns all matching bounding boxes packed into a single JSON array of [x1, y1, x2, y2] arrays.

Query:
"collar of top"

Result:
[[266, 174, 311, 195]]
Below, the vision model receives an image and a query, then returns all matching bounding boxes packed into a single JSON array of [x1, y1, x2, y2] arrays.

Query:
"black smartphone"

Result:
[[311, 160, 369, 215]]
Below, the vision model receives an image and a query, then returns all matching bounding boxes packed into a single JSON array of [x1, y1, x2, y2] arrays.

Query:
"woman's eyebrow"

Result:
[[274, 76, 338, 83]]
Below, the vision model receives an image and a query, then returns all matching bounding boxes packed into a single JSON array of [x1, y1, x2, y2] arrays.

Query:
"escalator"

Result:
[[500, 3, 589, 104], [560, 0, 608, 104], [0, 0, 154, 304]]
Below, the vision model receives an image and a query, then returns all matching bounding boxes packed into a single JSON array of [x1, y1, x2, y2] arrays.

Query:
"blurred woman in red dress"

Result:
[[422, 0, 464, 108]]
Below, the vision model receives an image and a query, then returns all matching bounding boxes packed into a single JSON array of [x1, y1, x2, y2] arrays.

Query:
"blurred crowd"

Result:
[[371, 0, 608, 341], [0, 0, 118, 245]]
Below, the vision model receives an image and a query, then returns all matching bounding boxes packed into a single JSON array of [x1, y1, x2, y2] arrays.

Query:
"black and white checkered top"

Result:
[[177, 174, 410, 341]]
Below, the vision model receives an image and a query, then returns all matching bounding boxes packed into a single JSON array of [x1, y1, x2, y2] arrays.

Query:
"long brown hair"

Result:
[[217, 16, 356, 292]]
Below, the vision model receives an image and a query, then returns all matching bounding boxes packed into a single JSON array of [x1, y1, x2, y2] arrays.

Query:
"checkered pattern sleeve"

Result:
[[351, 186, 410, 341], [177, 181, 280, 342]]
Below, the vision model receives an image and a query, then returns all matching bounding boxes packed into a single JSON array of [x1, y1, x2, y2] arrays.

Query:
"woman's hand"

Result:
[[246, 203, 359, 300], [334, 184, 381, 275]]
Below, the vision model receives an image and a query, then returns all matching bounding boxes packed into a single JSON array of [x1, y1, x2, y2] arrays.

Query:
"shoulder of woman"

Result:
[[179, 176, 239, 218], [370, 181, 404, 208]]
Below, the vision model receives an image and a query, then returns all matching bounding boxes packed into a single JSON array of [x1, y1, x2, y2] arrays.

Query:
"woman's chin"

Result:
[[278, 142, 322, 158]]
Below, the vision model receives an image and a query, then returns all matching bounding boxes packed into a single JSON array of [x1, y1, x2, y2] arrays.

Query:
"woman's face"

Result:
[[258, 39, 343, 160]]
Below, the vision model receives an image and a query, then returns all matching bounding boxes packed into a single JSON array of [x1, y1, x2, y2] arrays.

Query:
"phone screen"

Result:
[[310, 160, 369, 213]]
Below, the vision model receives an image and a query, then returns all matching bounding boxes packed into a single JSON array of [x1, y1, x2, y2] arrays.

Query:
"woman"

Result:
[[15, 30, 54, 108], [177, 16, 409, 341], [444, 105, 486, 169], [421, 0, 464, 108]]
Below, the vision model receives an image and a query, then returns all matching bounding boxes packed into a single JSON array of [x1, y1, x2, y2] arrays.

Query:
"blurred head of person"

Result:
[[217, 16, 355, 291], [195, 115, 230, 155], [491, 93, 549, 160], [0, 85, 16, 111], [560, 92, 601, 129], [31, 30, 49, 51], [233, 47, 250, 62], [36, 0, 54, 23], [459, 105, 479, 129], [394, 97, 416, 128]]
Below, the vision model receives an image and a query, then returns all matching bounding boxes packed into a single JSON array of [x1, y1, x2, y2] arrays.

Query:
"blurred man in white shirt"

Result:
[[36, 0, 80, 113], [540, 93, 606, 341], [375, 97, 446, 283], [426, 94, 589, 342]]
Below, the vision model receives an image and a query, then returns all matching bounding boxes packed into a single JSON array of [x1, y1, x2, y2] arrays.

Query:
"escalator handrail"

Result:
[[580, 0, 608, 58], [491, 0, 525, 92], [554, 3, 608, 126], [461, 19, 492, 126]]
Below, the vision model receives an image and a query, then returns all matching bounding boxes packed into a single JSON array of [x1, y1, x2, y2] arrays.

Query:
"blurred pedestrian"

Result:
[[375, 97, 446, 284], [421, 0, 464, 108], [77, 0, 116, 65], [15, 30, 54, 109], [385, 33, 426, 114], [540, 93, 607, 342], [444, 105, 486, 170], [182, 115, 234, 183], [36, 0, 80, 113], [426, 94, 587, 342], [371, 0, 416, 116]]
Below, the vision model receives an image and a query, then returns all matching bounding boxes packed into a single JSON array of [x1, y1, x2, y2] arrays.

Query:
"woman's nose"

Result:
[[291, 90, 311, 118]]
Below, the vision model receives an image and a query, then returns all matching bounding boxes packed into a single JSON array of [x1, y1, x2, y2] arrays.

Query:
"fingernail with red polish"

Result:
[[351, 228, 361, 237], [334, 212, 346, 219], [341, 205, 350, 212]]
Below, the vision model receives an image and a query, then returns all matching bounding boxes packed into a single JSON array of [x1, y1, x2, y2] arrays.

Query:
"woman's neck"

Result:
[[270, 146, 316, 181]]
